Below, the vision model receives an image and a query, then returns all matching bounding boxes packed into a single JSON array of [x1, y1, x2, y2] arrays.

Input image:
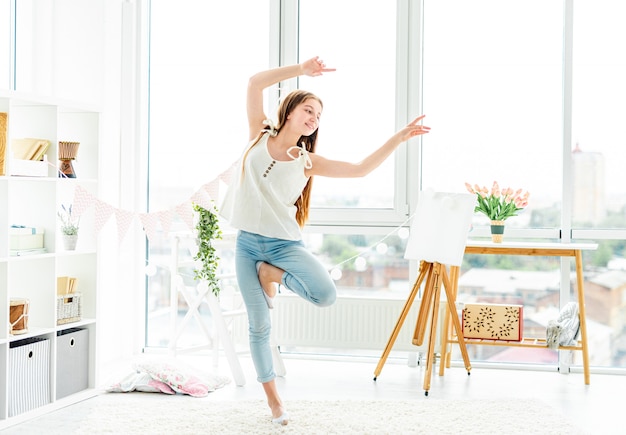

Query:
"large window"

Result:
[[145, 1, 626, 370], [298, 0, 398, 211], [571, 1, 626, 230], [422, 0, 563, 229], [421, 0, 626, 370], [421, 0, 567, 367], [0, 0, 10, 90], [145, 0, 269, 347], [570, 0, 626, 367]]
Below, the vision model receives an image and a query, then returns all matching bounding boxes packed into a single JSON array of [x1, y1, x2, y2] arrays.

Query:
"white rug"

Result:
[[66, 392, 585, 435]]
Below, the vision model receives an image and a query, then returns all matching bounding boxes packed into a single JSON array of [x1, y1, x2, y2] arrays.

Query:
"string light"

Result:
[[144, 212, 416, 284], [144, 263, 157, 277], [329, 213, 413, 276]]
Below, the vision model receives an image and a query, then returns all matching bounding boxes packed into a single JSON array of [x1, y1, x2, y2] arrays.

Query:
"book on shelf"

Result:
[[11, 138, 51, 161], [10, 225, 43, 235], [57, 276, 79, 295], [9, 247, 48, 256]]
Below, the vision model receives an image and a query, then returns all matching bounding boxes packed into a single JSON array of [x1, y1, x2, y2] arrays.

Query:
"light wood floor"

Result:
[[2, 352, 622, 434]]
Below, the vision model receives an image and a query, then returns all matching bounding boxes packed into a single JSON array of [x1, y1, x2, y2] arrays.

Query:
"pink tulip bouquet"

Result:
[[464, 181, 530, 221]]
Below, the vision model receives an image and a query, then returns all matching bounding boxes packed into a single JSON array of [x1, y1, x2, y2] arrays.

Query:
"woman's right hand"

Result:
[[300, 56, 336, 77]]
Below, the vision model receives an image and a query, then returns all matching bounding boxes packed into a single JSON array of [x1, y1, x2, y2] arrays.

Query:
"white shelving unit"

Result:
[[0, 90, 100, 428]]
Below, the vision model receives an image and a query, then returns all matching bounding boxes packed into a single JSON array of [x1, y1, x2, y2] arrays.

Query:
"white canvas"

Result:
[[404, 190, 475, 266]]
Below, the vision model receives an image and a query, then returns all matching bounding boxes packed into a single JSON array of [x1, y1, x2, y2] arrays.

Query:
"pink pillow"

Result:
[[107, 371, 176, 394], [134, 362, 211, 397]]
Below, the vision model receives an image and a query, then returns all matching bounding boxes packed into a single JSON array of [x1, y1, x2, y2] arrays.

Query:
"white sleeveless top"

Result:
[[220, 133, 312, 241]]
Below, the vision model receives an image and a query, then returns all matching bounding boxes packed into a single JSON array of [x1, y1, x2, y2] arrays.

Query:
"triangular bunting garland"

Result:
[[157, 210, 174, 235], [191, 187, 214, 211], [115, 208, 135, 244], [72, 185, 95, 219], [139, 212, 160, 242], [94, 199, 115, 236], [175, 201, 195, 232], [204, 179, 220, 204]]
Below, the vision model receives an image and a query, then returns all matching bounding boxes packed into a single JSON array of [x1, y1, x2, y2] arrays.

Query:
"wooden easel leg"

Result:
[[373, 262, 430, 380], [412, 262, 435, 346], [422, 264, 443, 395], [438, 265, 460, 375], [441, 267, 471, 373]]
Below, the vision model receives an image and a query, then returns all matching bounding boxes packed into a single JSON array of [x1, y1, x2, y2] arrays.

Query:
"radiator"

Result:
[[232, 293, 447, 354]]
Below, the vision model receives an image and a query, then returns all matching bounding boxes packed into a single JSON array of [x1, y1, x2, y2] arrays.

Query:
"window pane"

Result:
[[0, 0, 10, 89], [146, 0, 269, 348], [298, 0, 397, 209], [302, 230, 410, 298], [572, 1, 626, 229], [422, 0, 565, 366], [571, 0, 626, 369], [422, 0, 563, 230]]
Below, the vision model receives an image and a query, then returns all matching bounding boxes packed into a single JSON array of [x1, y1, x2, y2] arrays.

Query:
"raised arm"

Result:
[[247, 57, 335, 140], [306, 115, 430, 178]]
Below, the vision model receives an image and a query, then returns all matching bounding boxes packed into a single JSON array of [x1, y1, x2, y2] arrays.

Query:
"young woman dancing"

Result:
[[221, 56, 430, 425]]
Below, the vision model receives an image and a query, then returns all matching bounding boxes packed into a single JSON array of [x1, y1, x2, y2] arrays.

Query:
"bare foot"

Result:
[[269, 401, 288, 425], [263, 380, 288, 425], [257, 262, 279, 298]]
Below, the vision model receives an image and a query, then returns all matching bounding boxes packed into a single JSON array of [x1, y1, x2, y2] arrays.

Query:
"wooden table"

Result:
[[440, 241, 598, 385]]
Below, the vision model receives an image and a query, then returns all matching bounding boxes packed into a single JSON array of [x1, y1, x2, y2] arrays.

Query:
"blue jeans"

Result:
[[235, 230, 337, 383]]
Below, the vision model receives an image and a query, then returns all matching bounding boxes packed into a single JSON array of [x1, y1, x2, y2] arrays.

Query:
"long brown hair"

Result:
[[244, 90, 322, 228]]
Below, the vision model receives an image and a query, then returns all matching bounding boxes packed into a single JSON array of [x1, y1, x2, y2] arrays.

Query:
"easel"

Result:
[[373, 190, 476, 395], [373, 260, 471, 395]]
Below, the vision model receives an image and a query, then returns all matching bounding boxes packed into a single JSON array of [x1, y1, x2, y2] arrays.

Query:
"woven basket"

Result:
[[56, 293, 82, 325]]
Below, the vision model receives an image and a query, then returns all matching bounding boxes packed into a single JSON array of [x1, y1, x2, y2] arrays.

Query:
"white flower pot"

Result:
[[62, 234, 78, 250]]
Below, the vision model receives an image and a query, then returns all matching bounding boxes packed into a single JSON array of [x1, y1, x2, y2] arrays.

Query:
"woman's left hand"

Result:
[[397, 115, 430, 142]]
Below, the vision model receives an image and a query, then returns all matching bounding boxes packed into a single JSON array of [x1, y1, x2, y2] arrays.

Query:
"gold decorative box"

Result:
[[462, 303, 523, 341]]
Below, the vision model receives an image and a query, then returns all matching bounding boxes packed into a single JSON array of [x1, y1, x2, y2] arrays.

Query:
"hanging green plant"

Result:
[[193, 203, 222, 296]]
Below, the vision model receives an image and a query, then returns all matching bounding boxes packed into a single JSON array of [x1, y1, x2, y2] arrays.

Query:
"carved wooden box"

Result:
[[462, 303, 523, 341]]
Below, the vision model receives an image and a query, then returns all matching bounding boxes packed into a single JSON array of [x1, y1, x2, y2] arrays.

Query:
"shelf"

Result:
[[0, 92, 100, 428], [448, 336, 583, 351]]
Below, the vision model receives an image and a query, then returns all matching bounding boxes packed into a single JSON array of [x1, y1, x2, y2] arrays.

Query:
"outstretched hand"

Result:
[[301, 56, 336, 77], [398, 115, 430, 142]]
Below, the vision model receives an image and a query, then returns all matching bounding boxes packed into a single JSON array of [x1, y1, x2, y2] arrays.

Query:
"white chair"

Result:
[[169, 232, 247, 386]]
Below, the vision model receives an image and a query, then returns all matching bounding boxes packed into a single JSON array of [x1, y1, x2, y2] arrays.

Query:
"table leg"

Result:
[[575, 250, 590, 385], [439, 265, 460, 375]]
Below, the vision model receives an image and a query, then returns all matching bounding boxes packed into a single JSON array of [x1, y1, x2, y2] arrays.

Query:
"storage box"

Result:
[[462, 303, 523, 341], [9, 156, 49, 177], [56, 328, 89, 399], [56, 293, 82, 325], [8, 337, 51, 417], [10, 227, 45, 250]]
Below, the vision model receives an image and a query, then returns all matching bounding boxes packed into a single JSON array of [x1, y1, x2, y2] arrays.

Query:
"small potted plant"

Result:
[[464, 181, 530, 243], [58, 203, 80, 250]]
